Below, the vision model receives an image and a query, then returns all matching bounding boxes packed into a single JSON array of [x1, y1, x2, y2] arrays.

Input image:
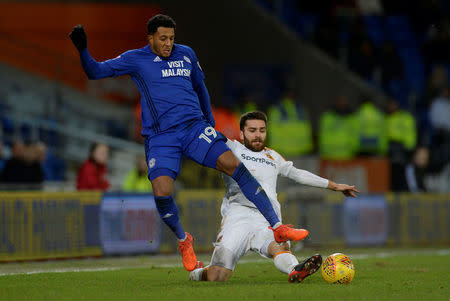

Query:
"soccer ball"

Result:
[[321, 253, 355, 284]]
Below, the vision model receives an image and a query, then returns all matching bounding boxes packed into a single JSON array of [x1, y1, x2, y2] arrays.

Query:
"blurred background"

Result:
[[0, 0, 449, 261]]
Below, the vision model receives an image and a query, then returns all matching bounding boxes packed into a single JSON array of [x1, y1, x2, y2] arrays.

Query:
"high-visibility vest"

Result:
[[122, 169, 153, 192], [386, 110, 416, 150], [268, 99, 313, 156], [356, 102, 387, 154], [319, 111, 358, 160]]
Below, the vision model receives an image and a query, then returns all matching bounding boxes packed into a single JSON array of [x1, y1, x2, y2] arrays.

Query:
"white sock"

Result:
[[189, 267, 206, 281], [272, 222, 282, 229], [273, 252, 299, 274]]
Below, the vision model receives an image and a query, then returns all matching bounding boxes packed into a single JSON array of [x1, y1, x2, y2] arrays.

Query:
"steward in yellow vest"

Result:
[[319, 97, 358, 160], [268, 94, 313, 156], [355, 101, 387, 155]]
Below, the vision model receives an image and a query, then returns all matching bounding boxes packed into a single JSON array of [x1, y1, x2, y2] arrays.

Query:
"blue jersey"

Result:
[[79, 44, 214, 136]]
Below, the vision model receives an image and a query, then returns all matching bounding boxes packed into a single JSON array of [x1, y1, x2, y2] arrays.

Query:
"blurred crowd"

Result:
[[210, 85, 449, 192]]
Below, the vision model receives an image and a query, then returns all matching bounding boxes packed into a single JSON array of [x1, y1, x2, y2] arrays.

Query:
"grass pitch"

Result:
[[0, 248, 449, 301]]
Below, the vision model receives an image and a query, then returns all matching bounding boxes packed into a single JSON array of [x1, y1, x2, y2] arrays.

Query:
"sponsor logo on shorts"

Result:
[[149, 158, 156, 168]]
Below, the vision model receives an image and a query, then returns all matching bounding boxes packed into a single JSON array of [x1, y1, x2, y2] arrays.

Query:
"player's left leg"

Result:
[[267, 242, 322, 283], [190, 206, 254, 282]]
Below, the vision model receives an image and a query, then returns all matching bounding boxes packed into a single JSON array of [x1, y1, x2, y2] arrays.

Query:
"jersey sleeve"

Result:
[[186, 46, 205, 84], [103, 50, 137, 77], [275, 150, 329, 188], [275, 151, 294, 177]]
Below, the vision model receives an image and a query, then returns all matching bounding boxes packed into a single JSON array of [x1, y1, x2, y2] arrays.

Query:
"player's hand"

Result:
[[69, 24, 87, 51], [334, 184, 359, 197]]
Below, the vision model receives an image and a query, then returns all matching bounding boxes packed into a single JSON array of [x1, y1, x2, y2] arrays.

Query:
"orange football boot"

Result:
[[177, 232, 199, 271], [270, 224, 309, 243]]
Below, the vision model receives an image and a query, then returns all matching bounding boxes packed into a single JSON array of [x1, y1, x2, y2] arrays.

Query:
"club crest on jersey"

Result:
[[265, 153, 274, 161], [149, 158, 156, 168]]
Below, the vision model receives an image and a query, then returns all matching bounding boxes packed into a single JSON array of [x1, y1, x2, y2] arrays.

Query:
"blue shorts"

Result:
[[144, 119, 229, 181]]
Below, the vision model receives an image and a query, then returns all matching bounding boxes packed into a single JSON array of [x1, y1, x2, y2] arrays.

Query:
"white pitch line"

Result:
[[0, 249, 448, 277]]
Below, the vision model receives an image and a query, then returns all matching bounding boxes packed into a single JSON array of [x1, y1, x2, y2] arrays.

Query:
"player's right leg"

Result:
[[145, 134, 200, 272], [151, 175, 200, 272]]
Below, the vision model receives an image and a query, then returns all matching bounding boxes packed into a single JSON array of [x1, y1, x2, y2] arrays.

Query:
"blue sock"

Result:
[[154, 196, 186, 240], [231, 163, 280, 227]]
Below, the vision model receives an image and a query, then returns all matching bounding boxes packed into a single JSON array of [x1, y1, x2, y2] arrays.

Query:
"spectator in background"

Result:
[[429, 86, 450, 170], [77, 142, 110, 191], [404, 146, 430, 192], [355, 99, 387, 156], [424, 65, 448, 108], [377, 41, 403, 91], [268, 90, 313, 156], [423, 18, 450, 66], [385, 99, 417, 191], [348, 38, 376, 80], [123, 154, 152, 192], [430, 86, 450, 133], [23, 142, 44, 188], [0, 140, 27, 184], [319, 95, 358, 160]]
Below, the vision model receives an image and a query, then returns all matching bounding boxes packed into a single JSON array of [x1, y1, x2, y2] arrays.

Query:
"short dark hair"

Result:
[[147, 14, 176, 35], [240, 111, 267, 130]]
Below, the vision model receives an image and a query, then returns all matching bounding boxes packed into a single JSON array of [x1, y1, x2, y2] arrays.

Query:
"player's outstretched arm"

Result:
[[281, 161, 359, 197], [327, 181, 359, 197], [69, 25, 114, 80]]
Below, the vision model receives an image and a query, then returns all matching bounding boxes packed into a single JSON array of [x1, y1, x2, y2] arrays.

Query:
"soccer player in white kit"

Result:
[[190, 111, 359, 283]]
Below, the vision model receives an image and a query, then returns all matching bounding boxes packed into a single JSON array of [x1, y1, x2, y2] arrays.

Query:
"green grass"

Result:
[[0, 249, 449, 301]]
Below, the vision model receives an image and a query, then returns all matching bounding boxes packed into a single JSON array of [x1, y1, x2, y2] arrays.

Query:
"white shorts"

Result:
[[210, 204, 282, 271]]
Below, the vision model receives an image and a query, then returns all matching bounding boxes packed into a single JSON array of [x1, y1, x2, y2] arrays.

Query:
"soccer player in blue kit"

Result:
[[69, 14, 310, 272]]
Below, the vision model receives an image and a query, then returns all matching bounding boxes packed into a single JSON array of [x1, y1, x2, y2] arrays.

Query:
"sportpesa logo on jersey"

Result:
[[161, 60, 191, 78], [241, 153, 276, 167]]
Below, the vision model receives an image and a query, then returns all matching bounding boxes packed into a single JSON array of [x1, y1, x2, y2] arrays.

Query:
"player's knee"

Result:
[[216, 151, 240, 176], [207, 266, 232, 282], [151, 176, 174, 196]]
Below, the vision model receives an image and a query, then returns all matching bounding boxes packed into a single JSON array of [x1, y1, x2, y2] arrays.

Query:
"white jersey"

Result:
[[222, 139, 329, 218]]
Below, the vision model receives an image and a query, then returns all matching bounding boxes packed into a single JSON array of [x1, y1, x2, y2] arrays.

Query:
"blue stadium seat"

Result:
[[364, 15, 386, 48], [294, 13, 318, 39], [385, 15, 417, 47], [1, 116, 14, 134]]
